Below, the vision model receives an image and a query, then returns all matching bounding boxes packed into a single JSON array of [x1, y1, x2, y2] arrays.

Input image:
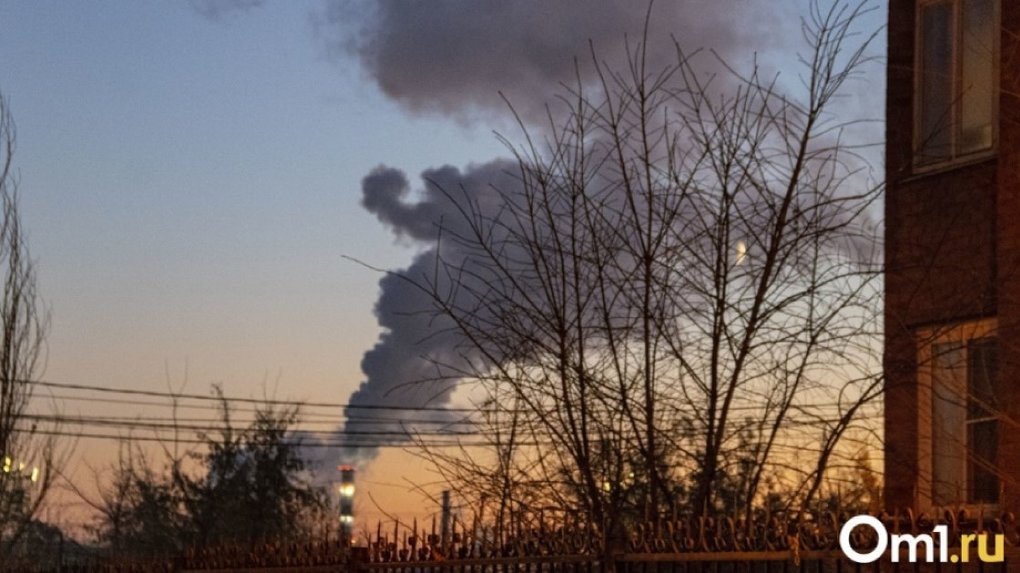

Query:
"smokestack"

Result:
[[338, 465, 355, 541]]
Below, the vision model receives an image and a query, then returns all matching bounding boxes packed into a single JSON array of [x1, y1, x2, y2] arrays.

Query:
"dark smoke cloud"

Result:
[[334, 1, 884, 467], [340, 161, 519, 463], [189, 0, 265, 21], [324, 0, 798, 122]]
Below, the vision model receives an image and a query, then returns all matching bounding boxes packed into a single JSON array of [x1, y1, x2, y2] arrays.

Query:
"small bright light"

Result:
[[2, 456, 10, 473], [340, 515, 354, 524], [30, 467, 39, 483], [735, 240, 748, 265], [339, 484, 355, 497], [602, 481, 612, 493]]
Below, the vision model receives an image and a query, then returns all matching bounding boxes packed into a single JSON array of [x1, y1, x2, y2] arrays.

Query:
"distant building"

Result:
[[884, 0, 1019, 512]]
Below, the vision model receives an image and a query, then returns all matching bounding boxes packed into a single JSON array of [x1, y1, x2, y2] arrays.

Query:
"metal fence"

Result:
[[7, 547, 1016, 573], [170, 509, 1020, 573], [168, 550, 1018, 573], [7, 510, 1018, 572]]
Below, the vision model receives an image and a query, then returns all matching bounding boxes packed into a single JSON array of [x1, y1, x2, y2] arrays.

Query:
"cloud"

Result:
[[322, 0, 798, 123]]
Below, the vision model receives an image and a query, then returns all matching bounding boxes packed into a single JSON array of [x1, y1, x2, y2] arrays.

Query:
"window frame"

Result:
[[916, 318, 999, 511], [913, 0, 1000, 172]]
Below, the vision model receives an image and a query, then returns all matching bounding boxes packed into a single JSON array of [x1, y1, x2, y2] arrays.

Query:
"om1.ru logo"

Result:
[[839, 515, 1005, 564]]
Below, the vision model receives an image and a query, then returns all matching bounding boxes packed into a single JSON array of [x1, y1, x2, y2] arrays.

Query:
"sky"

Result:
[[0, 0, 887, 530]]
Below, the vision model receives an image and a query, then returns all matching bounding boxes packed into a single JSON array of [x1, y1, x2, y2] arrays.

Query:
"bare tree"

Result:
[[393, 0, 884, 548], [0, 91, 57, 553]]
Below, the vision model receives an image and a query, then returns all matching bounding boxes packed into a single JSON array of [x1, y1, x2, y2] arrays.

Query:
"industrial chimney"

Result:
[[338, 465, 355, 541]]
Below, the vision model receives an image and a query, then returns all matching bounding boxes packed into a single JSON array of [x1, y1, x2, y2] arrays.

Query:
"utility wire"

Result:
[[25, 379, 490, 412], [20, 411, 481, 426], [25, 378, 874, 414], [17, 413, 483, 436], [11, 427, 554, 448], [40, 394, 479, 422]]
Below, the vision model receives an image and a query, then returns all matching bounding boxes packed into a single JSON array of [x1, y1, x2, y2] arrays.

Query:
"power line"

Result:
[[11, 427, 553, 448], [27, 378, 877, 415], [25, 379, 489, 412], [40, 394, 477, 422], [24, 398, 880, 440], [15, 411, 880, 448], [35, 393, 267, 412], [21, 410, 481, 427], [39, 391, 878, 431], [18, 414, 483, 437]]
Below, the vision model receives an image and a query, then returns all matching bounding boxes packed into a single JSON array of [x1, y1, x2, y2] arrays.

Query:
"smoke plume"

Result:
[[333, 1, 884, 465], [341, 161, 519, 463], [323, 0, 797, 123]]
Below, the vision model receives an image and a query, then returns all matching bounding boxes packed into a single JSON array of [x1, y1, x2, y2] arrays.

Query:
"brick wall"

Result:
[[883, 0, 1012, 511], [993, 0, 1020, 514]]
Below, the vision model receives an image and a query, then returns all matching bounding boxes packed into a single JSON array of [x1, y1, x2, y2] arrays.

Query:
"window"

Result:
[[916, 0, 997, 165], [920, 321, 999, 506]]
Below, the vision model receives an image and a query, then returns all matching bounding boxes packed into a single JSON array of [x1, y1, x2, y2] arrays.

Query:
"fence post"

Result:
[[349, 545, 370, 573]]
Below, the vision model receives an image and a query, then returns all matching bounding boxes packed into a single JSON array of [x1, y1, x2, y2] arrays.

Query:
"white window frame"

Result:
[[916, 318, 999, 511], [913, 0, 1000, 171]]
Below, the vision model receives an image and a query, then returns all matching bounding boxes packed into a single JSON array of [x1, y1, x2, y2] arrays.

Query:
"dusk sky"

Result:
[[0, 0, 886, 525]]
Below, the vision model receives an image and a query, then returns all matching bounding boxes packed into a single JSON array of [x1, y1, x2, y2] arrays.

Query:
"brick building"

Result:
[[885, 0, 1020, 512]]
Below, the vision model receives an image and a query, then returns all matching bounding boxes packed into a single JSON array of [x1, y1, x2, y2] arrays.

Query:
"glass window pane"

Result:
[[968, 337, 998, 419], [968, 420, 998, 502], [919, 2, 955, 162], [932, 342, 966, 505], [967, 338, 998, 503], [960, 0, 995, 153]]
